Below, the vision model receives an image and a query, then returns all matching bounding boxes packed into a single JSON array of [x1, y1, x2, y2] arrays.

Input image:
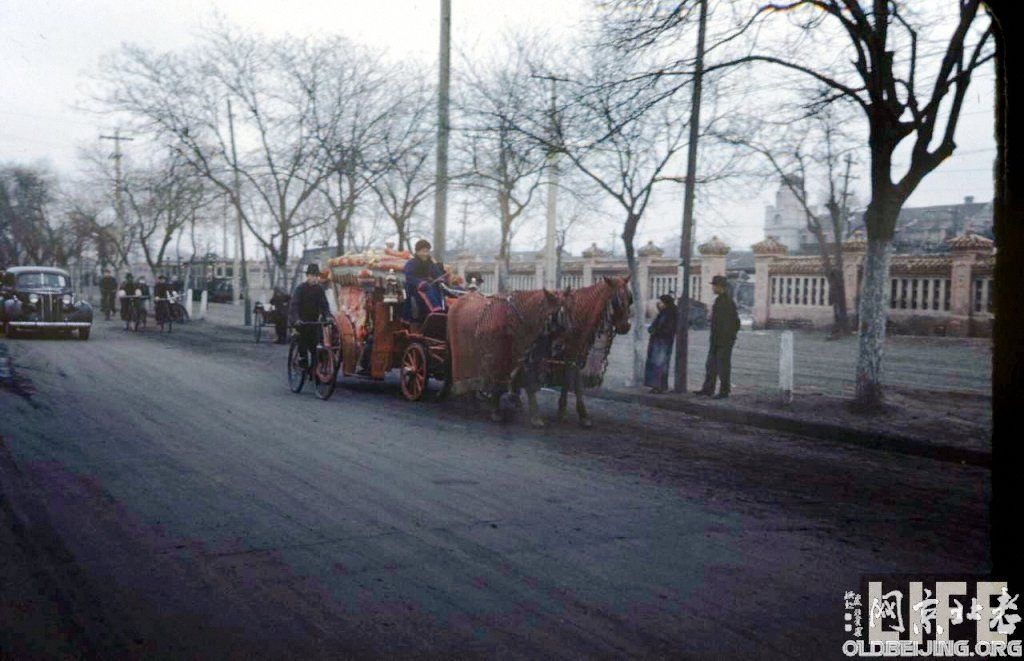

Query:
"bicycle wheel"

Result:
[[287, 338, 306, 393], [314, 346, 338, 400], [254, 310, 264, 342]]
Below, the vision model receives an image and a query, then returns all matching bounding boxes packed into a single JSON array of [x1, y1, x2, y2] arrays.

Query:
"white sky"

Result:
[[0, 0, 997, 257]]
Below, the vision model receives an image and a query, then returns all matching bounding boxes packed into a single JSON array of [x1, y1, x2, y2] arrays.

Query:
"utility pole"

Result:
[[100, 129, 134, 271], [227, 98, 252, 326], [673, 0, 707, 394], [532, 75, 569, 290], [433, 0, 451, 262]]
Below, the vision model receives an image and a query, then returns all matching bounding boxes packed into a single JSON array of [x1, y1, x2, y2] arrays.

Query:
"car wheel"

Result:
[[78, 327, 91, 341]]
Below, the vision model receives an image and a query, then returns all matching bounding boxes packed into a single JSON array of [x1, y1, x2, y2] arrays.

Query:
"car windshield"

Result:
[[16, 272, 69, 289]]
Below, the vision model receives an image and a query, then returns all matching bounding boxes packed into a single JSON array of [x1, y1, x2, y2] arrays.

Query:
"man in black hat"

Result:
[[402, 239, 447, 321], [99, 268, 118, 320], [289, 263, 332, 368], [695, 274, 740, 399]]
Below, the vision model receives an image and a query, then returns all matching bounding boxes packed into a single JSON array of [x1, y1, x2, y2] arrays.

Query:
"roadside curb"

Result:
[[589, 388, 991, 469]]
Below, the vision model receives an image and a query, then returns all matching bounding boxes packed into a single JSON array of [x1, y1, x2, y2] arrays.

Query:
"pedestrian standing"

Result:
[[99, 268, 118, 320], [695, 275, 740, 399], [644, 294, 677, 394]]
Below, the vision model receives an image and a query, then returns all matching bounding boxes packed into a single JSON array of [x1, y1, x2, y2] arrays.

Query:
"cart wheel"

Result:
[[254, 310, 264, 342], [400, 342, 428, 401], [287, 338, 306, 393], [314, 346, 338, 400]]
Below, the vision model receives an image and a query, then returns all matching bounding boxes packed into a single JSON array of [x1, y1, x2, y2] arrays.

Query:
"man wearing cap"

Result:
[[403, 239, 447, 321], [695, 275, 740, 399], [289, 263, 332, 368]]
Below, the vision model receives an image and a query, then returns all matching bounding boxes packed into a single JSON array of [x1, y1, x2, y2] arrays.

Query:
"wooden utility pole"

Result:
[[673, 0, 707, 394], [227, 99, 252, 326], [433, 0, 452, 262], [100, 129, 134, 270]]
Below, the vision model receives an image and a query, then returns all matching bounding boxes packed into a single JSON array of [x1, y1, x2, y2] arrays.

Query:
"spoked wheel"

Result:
[[287, 339, 307, 393], [400, 342, 429, 401], [314, 346, 339, 400], [253, 310, 264, 342]]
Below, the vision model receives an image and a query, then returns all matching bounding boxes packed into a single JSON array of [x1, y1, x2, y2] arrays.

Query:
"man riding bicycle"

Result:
[[289, 263, 332, 369]]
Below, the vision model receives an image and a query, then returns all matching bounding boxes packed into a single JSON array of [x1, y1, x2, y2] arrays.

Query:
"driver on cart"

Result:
[[402, 239, 447, 322], [289, 263, 332, 369]]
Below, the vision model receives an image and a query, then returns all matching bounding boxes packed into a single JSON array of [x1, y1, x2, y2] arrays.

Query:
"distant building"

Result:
[[763, 175, 810, 252], [849, 196, 993, 253], [763, 176, 992, 254]]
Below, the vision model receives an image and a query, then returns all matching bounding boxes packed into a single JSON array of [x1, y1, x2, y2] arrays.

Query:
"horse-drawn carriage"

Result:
[[290, 246, 635, 427], [319, 249, 454, 402]]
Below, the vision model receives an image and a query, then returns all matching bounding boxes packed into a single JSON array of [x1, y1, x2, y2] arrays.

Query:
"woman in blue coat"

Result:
[[644, 294, 677, 394]]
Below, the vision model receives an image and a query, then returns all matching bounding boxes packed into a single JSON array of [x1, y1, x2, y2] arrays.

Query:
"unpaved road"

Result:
[[1, 320, 989, 659]]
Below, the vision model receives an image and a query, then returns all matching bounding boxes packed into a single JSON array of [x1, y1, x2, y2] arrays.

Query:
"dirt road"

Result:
[[0, 320, 990, 659]]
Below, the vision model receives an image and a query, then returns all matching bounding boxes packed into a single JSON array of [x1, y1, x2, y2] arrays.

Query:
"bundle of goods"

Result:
[[327, 246, 411, 282]]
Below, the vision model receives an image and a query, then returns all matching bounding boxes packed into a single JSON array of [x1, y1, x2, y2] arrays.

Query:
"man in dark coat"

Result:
[[99, 268, 118, 320], [119, 273, 136, 321], [289, 263, 332, 368], [402, 239, 446, 321], [154, 275, 172, 329], [269, 287, 291, 344], [644, 294, 677, 393], [695, 275, 741, 399]]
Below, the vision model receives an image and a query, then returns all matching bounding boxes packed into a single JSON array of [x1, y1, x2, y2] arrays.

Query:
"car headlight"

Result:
[[28, 293, 39, 304], [62, 294, 73, 306]]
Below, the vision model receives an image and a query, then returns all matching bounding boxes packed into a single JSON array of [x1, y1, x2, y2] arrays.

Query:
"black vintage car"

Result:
[[1, 266, 94, 340]]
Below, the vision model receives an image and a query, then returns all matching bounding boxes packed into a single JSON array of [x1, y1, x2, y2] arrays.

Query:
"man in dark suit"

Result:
[[289, 264, 332, 368], [695, 275, 741, 399]]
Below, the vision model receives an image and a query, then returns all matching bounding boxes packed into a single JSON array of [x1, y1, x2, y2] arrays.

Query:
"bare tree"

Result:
[[531, 44, 690, 385], [96, 26, 335, 288], [719, 107, 860, 335], [610, 0, 994, 408], [730, 1, 995, 409], [123, 152, 209, 274], [295, 38, 395, 256], [369, 74, 436, 251], [456, 37, 549, 289]]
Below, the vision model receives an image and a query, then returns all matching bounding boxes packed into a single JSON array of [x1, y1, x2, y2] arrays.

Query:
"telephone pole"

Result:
[[100, 129, 134, 270], [673, 0, 707, 394], [227, 99, 252, 326], [531, 74, 569, 290], [433, 0, 451, 262]]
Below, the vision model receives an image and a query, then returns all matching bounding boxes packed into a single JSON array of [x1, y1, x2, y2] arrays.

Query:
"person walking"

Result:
[[644, 294, 677, 394], [695, 275, 740, 399], [99, 268, 118, 321]]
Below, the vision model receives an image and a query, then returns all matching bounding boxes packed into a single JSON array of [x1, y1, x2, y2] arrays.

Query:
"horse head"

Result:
[[603, 275, 633, 335]]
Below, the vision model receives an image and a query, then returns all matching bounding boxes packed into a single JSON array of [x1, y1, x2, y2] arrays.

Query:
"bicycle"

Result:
[[121, 294, 148, 332], [287, 319, 341, 400], [168, 292, 190, 324], [154, 295, 173, 333]]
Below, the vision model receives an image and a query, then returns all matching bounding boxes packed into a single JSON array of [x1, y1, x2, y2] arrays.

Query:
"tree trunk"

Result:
[[853, 236, 892, 409], [335, 220, 346, 257], [622, 220, 645, 387]]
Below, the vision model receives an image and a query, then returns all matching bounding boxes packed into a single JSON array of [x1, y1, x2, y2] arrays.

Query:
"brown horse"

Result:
[[556, 276, 633, 427], [448, 288, 569, 423]]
